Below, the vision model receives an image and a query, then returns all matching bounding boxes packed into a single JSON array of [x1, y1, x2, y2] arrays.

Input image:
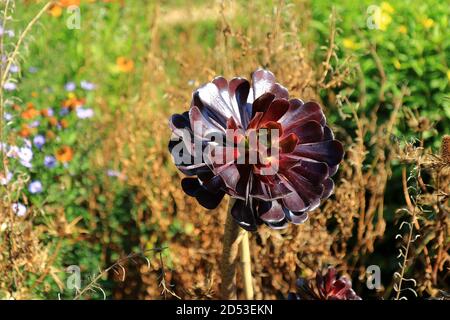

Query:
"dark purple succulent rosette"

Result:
[[168, 69, 344, 231], [288, 267, 362, 300]]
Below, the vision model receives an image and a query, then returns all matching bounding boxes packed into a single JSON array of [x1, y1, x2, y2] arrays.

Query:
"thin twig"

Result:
[[395, 167, 419, 300], [318, 7, 336, 85], [73, 248, 165, 300], [0, 1, 54, 86]]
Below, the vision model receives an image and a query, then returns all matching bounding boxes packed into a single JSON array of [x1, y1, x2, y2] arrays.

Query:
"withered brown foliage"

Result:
[[393, 136, 449, 297], [0, 174, 51, 299]]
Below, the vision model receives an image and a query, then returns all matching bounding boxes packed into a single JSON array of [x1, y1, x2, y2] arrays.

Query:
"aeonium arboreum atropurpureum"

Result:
[[168, 69, 344, 231], [288, 267, 361, 300]]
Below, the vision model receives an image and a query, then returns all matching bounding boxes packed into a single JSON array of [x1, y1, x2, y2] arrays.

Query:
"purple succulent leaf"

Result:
[[321, 178, 335, 199], [230, 199, 258, 231], [280, 100, 326, 130], [251, 69, 289, 101], [289, 120, 324, 144], [294, 140, 344, 167], [251, 92, 276, 120], [258, 98, 290, 125], [286, 211, 309, 224], [258, 200, 287, 223]]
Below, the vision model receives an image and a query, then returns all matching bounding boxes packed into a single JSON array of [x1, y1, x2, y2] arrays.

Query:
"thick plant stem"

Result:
[[240, 231, 254, 299], [220, 198, 254, 299], [220, 198, 241, 299]]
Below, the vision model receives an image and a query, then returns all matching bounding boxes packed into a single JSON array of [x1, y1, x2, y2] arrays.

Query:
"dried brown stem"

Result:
[[239, 231, 253, 299], [220, 198, 244, 299]]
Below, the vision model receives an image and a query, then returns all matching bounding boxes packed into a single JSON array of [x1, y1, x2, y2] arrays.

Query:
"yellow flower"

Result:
[[381, 2, 395, 14], [393, 59, 401, 70], [447, 70, 450, 81], [374, 10, 392, 31], [398, 25, 407, 34], [67, 92, 76, 99], [343, 38, 358, 50], [421, 18, 434, 29]]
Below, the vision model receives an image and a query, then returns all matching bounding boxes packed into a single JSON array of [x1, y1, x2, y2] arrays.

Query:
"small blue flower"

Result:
[[18, 146, 33, 168], [28, 180, 43, 194], [80, 80, 96, 91], [0, 27, 15, 38], [65, 82, 76, 92], [44, 155, 56, 168], [107, 169, 120, 177], [0, 170, 12, 185], [28, 66, 38, 73], [9, 64, 19, 73], [76, 107, 94, 119], [30, 120, 41, 128], [33, 135, 46, 149], [4, 112, 13, 121], [46, 108, 55, 117], [3, 82, 17, 91], [59, 107, 69, 116], [12, 203, 27, 217]]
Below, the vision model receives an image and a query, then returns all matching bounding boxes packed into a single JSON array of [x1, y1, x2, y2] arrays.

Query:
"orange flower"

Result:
[[46, 131, 56, 140], [19, 125, 33, 138], [31, 92, 39, 98], [26, 102, 35, 109], [60, 119, 69, 129], [48, 1, 80, 18], [59, 0, 81, 6], [41, 108, 52, 117], [56, 146, 74, 163], [48, 4, 63, 17], [116, 57, 134, 73], [49, 117, 59, 126], [21, 108, 40, 120], [63, 96, 85, 109], [103, 0, 125, 4]]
